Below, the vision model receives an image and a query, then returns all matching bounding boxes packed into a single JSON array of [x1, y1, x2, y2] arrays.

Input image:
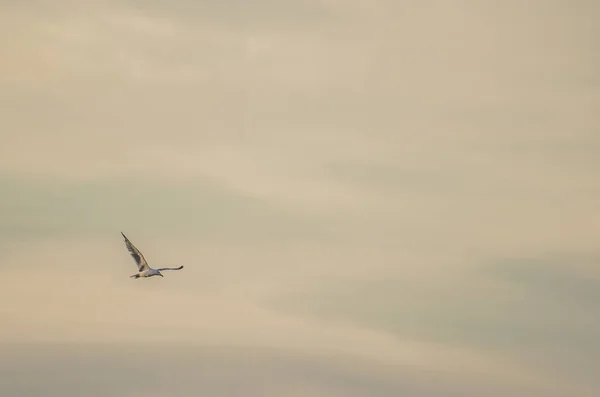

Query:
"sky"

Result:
[[1, 0, 599, 396]]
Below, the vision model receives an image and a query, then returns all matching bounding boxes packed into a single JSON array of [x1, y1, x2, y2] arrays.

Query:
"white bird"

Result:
[[121, 232, 184, 279]]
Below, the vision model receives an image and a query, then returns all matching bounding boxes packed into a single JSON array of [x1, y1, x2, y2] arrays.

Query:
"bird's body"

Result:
[[121, 232, 184, 279], [130, 268, 164, 279]]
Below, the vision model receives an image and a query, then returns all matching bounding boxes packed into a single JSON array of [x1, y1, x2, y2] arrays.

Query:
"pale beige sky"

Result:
[[1, 1, 599, 396]]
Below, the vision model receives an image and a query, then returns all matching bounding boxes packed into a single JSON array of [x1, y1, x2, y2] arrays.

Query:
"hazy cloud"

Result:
[[1, 0, 599, 395], [0, 344, 570, 397]]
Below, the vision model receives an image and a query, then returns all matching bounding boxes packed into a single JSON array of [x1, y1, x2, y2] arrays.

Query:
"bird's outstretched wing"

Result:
[[156, 266, 184, 271], [121, 232, 149, 272]]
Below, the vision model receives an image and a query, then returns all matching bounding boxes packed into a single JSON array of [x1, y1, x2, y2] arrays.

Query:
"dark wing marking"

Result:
[[121, 232, 149, 272]]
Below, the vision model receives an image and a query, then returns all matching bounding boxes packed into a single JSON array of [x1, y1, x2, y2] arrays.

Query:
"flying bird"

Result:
[[121, 232, 184, 279]]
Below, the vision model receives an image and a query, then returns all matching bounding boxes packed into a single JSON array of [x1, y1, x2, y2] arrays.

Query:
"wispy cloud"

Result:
[[1, 0, 599, 395]]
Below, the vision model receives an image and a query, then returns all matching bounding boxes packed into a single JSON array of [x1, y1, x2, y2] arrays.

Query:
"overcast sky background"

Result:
[[1, 1, 599, 396]]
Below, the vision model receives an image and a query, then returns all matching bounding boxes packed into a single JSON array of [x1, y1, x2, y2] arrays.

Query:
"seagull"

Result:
[[121, 232, 184, 279]]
